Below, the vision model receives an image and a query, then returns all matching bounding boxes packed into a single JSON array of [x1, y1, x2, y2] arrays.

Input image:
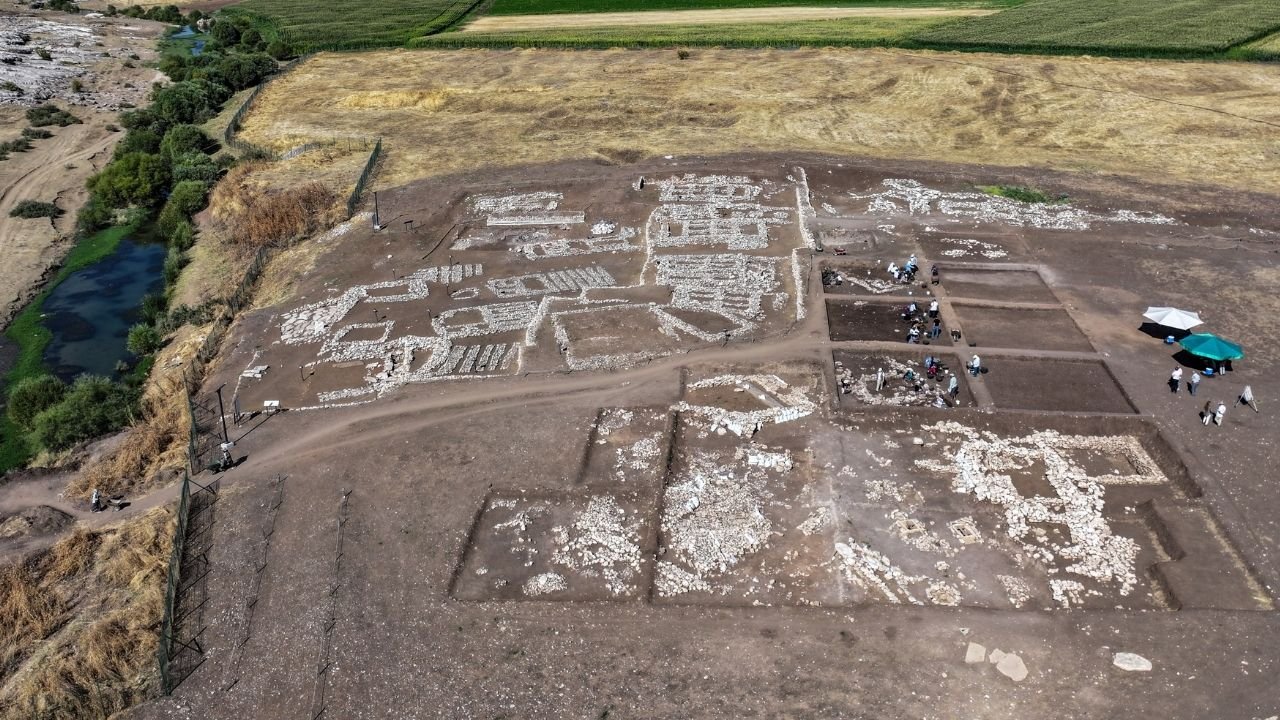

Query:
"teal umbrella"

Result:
[[1179, 333, 1244, 362]]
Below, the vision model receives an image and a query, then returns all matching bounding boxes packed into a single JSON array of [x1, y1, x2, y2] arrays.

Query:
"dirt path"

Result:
[[461, 6, 994, 32]]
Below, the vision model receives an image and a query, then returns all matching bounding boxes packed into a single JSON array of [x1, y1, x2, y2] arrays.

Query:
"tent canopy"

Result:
[[1144, 306, 1202, 331], [1179, 333, 1244, 362]]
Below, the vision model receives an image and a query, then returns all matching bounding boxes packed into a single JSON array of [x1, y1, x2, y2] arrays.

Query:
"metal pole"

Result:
[[215, 384, 229, 445], [373, 191, 379, 228]]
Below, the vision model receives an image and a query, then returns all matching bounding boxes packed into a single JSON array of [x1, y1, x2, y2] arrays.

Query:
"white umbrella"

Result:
[[1143, 306, 1202, 331]]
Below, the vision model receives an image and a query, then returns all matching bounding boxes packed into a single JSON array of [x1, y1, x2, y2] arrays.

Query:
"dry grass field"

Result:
[[236, 47, 1280, 194]]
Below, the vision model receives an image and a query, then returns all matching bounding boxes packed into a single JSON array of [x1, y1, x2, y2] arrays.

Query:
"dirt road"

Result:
[[461, 6, 994, 31]]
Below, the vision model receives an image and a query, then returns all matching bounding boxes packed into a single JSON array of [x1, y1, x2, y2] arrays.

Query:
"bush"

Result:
[[26, 104, 80, 127], [978, 185, 1067, 204], [89, 152, 170, 208], [171, 151, 220, 185], [157, 179, 208, 237], [75, 195, 114, 233], [21, 128, 53, 140], [6, 375, 67, 430], [112, 128, 162, 158], [159, 124, 212, 158], [9, 200, 62, 219], [168, 219, 195, 250], [30, 376, 137, 452], [139, 293, 168, 325], [36, 48, 52, 61], [266, 40, 294, 60], [1, 80, 22, 95], [126, 322, 164, 356]]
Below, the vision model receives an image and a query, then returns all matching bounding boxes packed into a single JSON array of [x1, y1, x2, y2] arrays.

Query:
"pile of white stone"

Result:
[[551, 495, 643, 597], [917, 423, 1157, 598], [656, 449, 777, 596], [936, 237, 1008, 259], [487, 266, 616, 298], [850, 179, 1177, 231], [469, 191, 585, 227], [677, 374, 816, 438]]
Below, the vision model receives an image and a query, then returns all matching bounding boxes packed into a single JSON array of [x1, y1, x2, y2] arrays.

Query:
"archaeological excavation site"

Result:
[[117, 158, 1278, 719], [4, 6, 1280, 715]]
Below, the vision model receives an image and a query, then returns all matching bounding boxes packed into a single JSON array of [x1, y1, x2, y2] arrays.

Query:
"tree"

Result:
[[30, 376, 137, 452], [6, 375, 67, 429], [150, 79, 230, 126], [209, 53, 276, 91], [210, 19, 240, 47], [89, 152, 170, 207]]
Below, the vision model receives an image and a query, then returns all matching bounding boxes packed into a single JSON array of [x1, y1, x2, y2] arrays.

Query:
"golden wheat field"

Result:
[[235, 47, 1280, 193]]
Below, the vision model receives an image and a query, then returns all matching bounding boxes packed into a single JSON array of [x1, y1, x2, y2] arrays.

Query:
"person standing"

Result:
[[928, 299, 939, 319], [1169, 367, 1182, 394], [931, 318, 942, 339], [1188, 371, 1200, 396], [1202, 400, 1213, 426], [948, 373, 959, 401], [1214, 401, 1226, 426], [970, 354, 981, 377]]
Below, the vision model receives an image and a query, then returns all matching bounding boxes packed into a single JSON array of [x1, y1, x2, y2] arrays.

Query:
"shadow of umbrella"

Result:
[[1139, 322, 1191, 341], [1171, 349, 1211, 371]]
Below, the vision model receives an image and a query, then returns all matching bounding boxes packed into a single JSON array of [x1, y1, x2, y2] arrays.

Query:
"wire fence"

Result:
[[157, 470, 218, 695], [346, 138, 382, 219]]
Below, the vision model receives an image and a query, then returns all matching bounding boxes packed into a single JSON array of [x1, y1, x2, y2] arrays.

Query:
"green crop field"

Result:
[[914, 0, 1280, 54], [225, 0, 485, 51], [413, 15, 948, 48], [487, 0, 1020, 15]]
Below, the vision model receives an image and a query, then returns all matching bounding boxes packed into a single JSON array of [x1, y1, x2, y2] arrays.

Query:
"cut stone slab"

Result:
[[996, 653, 1028, 682], [988, 648, 1006, 664], [965, 642, 987, 664], [1113, 652, 1153, 672]]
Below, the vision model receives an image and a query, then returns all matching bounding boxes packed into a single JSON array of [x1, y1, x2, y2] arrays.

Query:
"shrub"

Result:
[[157, 179, 209, 237], [159, 124, 212, 158], [30, 376, 137, 452], [0, 137, 34, 154], [1, 80, 22, 95], [111, 128, 162, 158], [266, 40, 294, 60], [7, 375, 67, 429], [978, 185, 1068, 204], [139, 293, 168, 325], [26, 104, 80, 127], [9, 200, 62, 219], [162, 245, 187, 285], [126, 323, 164, 356], [89, 152, 170, 208], [21, 128, 53, 140], [171, 151, 220, 186], [225, 183, 338, 248], [70, 79, 84, 93], [36, 48, 52, 61], [168, 219, 195, 250]]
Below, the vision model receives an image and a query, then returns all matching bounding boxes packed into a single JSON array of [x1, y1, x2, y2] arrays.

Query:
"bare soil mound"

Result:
[[0, 505, 74, 539]]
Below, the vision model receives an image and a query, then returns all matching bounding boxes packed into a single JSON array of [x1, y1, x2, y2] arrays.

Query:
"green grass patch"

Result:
[[0, 224, 134, 472], [912, 0, 1280, 55], [977, 185, 1066, 204], [224, 0, 485, 51], [488, 0, 1020, 14], [414, 15, 950, 48], [159, 29, 211, 59]]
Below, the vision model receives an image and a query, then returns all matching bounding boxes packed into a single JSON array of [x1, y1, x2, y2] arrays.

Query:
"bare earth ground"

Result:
[[235, 48, 1280, 196], [110, 152, 1280, 719], [461, 6, 994, 32], [0, 11, 166, 327]]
